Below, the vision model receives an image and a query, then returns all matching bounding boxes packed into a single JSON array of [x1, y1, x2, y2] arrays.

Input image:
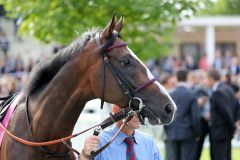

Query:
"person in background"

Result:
[[224, 50, 232, 69], [229, 57, 240, 75], [164, 69, 201, 160], [160, 72, 177, 92], [80, 104, 162, 160], [3, 54, 15, 73], [235, 100, 240, 138], [27, 57, 35, 73], [222, 72, 239, 94], [207, 69, 238, 160], [190, 70, 211, 160], [213, 50, 223, 71], [198, 54, 208, 70], [160, 72, 177, 158], [0, 31, 9, 55], [14, 54, 24, 72], [185, 56, 197, 70], [236, 108, 240, 138], [8, 80, 17, 95]]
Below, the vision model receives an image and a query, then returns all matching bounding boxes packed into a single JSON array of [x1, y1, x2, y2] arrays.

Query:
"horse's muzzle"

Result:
[[140, 103, 176, 125], [161, 103, 177, 125]]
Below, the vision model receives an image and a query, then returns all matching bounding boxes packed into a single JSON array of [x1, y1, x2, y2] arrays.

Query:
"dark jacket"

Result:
[[164, 84, 201, 140], [210, 83, 238, 140]]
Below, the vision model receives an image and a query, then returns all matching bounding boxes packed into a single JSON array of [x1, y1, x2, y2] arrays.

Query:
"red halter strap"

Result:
[[134, 77, 157, 94], [106, 42, 128, 51]]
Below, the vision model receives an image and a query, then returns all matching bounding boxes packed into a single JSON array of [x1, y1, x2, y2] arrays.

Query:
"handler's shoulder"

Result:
[[135, 130, 155, 143]]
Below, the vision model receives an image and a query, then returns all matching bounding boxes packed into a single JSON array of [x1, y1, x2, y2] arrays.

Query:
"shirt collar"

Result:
[[177, 82, 189, 88], [213, 82, 220, 91], [111, 124, 139, 145]]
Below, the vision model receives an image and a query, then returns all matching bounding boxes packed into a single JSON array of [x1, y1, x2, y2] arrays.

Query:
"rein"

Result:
[[0, 120, 99, 147], [0, 99, 133, 156]]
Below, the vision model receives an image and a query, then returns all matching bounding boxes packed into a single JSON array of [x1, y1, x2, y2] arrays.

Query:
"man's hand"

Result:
[[83, 135, 100, 156]]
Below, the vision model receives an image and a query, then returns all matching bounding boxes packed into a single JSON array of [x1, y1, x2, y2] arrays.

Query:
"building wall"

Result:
[[215, 28, 240, 54], [174, 26, 240, 60]]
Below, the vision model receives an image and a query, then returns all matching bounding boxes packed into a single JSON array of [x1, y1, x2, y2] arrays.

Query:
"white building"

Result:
[[175, 16, 240, 65]]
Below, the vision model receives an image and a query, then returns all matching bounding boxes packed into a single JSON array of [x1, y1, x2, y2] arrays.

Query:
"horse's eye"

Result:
[[121, 59, 131, 66]]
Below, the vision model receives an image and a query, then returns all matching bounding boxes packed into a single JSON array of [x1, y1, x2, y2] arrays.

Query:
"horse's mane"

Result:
[[24, 28, 99, 95]]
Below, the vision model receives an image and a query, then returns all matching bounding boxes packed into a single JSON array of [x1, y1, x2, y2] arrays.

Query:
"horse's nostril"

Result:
[[165, 104, 172, 114]]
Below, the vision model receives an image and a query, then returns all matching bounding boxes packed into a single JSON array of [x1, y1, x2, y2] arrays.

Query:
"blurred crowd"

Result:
[[148, 50, 240, 87], [0, 53, 35, 97], [160, 69, 240, 160], [0, 28, 9, 56], [0, 26, 40, 97], [146, 51, 240, 160]]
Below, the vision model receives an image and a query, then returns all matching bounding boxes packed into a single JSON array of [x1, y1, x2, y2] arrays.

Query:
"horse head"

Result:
[[85, 15, 177, 125]]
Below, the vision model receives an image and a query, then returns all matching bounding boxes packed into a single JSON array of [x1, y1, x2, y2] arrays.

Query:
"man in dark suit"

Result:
[[191, 70, 211, 160], [164, 70, 201, 160], [207, 69, 238, 160]]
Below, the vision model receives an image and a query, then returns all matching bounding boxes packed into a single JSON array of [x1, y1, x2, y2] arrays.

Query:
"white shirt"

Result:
[[212, 82, 221, 91]]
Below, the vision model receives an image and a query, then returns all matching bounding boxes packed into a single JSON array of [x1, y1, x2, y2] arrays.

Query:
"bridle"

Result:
[[96, 31, 157, 124]]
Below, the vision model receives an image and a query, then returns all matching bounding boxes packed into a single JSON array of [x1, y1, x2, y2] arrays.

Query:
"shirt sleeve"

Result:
[[94, 153, 102, 160]]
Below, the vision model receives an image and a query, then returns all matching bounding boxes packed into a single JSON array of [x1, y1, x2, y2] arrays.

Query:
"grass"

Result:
[[200, 147, 240, 160], [160, 147, 240, 160]]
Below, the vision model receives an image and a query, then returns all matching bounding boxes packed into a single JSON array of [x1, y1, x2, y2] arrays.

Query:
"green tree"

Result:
[[1, 0, 204, 59], [201, 0, 240, 15]]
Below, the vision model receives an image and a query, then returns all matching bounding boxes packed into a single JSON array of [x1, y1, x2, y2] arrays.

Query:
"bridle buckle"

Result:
[[129, 97, 145, 112], [103, 57, 109, 63], [124, 91, 129, 95]]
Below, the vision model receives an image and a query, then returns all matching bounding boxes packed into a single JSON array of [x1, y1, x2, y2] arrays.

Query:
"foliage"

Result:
[[201, 0, 240, 15], [1, 0, 204, 59]]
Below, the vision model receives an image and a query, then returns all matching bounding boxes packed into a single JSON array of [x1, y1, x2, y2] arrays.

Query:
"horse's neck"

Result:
[[29, 56, 95, 152]]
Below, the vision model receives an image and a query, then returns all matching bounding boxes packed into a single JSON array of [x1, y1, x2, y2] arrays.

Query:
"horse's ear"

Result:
[[115, 15, 124, 33], [101, 15, 116, 39]]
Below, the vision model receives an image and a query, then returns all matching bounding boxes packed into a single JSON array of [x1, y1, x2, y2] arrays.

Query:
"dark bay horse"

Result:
[[0, 16, 176, 160]]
